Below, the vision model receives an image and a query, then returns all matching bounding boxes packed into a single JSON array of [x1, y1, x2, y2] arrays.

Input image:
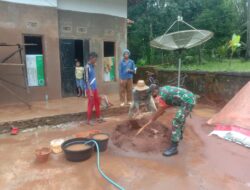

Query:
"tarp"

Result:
[[209, 124, 250, 148], [208, 82, 250, 147]]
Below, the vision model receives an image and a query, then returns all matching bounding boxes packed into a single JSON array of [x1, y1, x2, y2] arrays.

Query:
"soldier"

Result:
[[149, 85, 196, 157]]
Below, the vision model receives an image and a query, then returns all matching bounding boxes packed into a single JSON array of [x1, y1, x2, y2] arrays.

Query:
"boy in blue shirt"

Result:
[[84, 52, 104, 125]]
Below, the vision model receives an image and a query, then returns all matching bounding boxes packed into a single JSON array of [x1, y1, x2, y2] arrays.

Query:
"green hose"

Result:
[[84, 140, 125, 190]]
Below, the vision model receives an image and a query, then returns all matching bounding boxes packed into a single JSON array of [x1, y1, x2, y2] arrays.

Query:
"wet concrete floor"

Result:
[[0, 105, 249, 190], [0, 95, 120, 123]]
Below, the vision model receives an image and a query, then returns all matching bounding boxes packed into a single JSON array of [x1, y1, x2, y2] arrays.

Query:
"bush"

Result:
[[136, 58, 147, 66]]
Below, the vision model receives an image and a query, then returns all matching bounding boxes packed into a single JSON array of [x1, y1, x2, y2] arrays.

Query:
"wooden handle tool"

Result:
[[135, 121, 152, 136]]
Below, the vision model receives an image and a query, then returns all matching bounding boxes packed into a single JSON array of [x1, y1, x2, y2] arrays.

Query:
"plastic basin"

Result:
[[92, 133, 109, 152], [61, 138, 94, 162]]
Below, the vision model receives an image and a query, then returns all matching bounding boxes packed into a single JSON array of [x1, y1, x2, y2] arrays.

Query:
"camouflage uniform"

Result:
[[159, 86, 196, 143]]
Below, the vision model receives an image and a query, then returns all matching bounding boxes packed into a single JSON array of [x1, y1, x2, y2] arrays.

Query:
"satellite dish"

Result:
[[150, 17, 213, 87], [151, 30, 213, 51]]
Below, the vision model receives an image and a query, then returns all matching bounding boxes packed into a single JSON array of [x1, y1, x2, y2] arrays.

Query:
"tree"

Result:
[[128, 0, 245, 64]]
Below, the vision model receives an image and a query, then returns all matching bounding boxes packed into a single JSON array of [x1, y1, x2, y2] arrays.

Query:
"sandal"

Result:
[[85, 120, 95, 126], [96, 117, 105, 123]]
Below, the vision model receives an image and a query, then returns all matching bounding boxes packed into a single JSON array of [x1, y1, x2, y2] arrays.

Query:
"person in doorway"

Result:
[[119, 49, 136, 107], [148, 85, 196, 157], [75, 59, 85, 97], [84, 52, 104, 125], [128, 80, 157, 118]]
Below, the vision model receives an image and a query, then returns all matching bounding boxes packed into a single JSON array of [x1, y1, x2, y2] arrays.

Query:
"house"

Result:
[[0, 0, 127, 104]]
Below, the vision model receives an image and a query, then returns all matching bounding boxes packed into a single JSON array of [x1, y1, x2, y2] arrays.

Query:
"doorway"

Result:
[[59, 39, 89, 97]]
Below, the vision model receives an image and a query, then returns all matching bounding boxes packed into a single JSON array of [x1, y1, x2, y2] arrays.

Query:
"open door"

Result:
[[59, 39, 89, 97], [60, 39, 75, 97]]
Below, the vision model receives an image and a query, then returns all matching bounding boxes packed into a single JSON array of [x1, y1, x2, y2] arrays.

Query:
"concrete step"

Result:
[[0, 106, 129, 134]]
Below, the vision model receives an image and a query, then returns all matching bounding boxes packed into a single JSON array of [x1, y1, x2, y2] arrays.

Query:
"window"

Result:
[[24, 35, 45, 87], [103, 42, 115, 82]]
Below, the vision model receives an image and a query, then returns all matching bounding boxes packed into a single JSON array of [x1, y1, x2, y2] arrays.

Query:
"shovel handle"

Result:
[[135, 121, 152, 136]]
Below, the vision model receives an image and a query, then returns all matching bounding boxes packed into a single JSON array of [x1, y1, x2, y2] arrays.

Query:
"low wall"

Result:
[[0, 106, 129, 134], [135, 67, 250, 103]]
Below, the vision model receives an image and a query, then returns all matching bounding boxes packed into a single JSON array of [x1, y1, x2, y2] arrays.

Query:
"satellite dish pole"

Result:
[[177, 16, 183, 87], [178, 54, 181, 87]]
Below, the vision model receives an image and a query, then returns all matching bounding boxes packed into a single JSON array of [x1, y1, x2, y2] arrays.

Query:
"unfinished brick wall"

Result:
[[135, 67, 250, 104]]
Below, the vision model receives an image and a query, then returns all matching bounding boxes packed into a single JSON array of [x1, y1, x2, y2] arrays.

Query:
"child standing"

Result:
[[75, 60, 85, 97]]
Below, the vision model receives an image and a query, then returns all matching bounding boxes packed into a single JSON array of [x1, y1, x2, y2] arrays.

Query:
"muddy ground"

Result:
[[111, 117, 172, 153], [0, 105, 249, 190]]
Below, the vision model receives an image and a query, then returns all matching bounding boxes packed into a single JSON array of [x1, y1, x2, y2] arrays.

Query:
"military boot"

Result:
[[162, 142, 178, 157]]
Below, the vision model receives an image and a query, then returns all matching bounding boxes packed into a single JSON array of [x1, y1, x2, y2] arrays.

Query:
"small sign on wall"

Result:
[[26, 54, 45, 86], [103, 57, 115, 82]]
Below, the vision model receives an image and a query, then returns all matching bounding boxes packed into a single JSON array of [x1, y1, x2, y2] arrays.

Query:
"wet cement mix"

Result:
[[111, 116, 174, 153]]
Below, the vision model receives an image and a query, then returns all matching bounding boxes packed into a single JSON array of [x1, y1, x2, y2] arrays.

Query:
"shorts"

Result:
[[76, 79, 84, 89]]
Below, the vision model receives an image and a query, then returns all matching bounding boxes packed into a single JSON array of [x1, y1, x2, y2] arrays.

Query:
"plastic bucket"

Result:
[[35, 147, 51, 163]]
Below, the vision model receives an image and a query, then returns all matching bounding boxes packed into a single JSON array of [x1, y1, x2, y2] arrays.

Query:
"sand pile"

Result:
[[111, 117, 171, 153], [208, 81, 250, 130]]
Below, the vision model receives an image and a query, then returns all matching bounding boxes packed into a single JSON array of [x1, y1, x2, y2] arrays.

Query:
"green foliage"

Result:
[[136, 58, 147, 66], [216, 45, 228, 60], [152, 59, 250, 72], [128, 0, 246, 65], [228, 34, 241, 58], [193, 0, 239, 48], [184, 56, 195, 64]]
